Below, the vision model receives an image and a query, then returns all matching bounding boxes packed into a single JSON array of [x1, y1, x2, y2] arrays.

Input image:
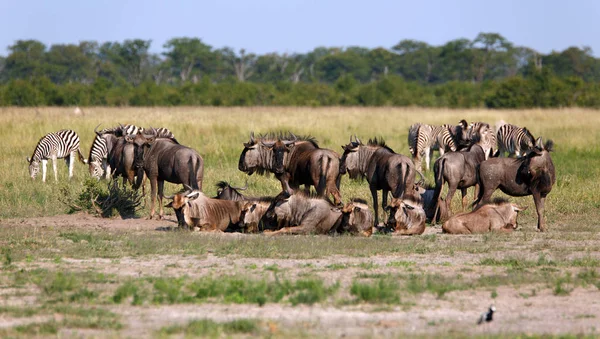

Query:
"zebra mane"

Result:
[[367, 137, 394, 153]]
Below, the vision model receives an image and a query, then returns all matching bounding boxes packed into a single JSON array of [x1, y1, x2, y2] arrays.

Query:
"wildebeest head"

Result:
[[340, 198, 373, 236], [339, 136, 362, 178], [385, 197, 426, 232], [261, 134, 296, 175], [165, 189, 201, 228], [238, 132, 262, 175], [265, 190, 292, 221], [125, 129, 156, 169], [520, 137, 555, 188], [215, 181, 247, 200]]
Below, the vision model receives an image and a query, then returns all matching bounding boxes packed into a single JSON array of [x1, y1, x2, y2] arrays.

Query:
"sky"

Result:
[[0, 0, 599, 56]]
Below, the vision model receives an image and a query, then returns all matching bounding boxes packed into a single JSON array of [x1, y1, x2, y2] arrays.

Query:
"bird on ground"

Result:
[[477, 305, 496, 324]]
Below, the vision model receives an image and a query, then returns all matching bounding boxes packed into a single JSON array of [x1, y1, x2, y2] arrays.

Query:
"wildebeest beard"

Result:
[[133, 146, 146, 189]]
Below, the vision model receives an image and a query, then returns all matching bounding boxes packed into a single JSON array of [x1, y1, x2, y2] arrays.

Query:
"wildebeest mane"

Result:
[[259, 132, 319, 147], [367, 137, 394, 153]]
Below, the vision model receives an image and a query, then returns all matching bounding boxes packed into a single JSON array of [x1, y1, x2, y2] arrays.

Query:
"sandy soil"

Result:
[[1, 213, 599, 338]]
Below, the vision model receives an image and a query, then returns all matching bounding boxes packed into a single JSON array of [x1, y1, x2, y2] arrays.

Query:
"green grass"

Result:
[[157, 318, 260, 337], [350, 278, 401, 304]]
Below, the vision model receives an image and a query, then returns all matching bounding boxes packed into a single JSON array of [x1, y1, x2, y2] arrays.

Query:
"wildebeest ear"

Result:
[[125, 135, 134, 143], [186, 191, 201, 200], [354, 206, 361, 213], [535, 136, 543, 149], [403, 204, 415, 210], [165, 202, 173, 208], [26, 157, 31, 162], [250, 203, 257, 212], [512, 205, 528, 212]]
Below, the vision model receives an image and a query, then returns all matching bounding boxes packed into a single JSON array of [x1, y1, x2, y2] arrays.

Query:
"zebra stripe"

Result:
[[496, 123, 535, 157], [87, 134, 109, 179], [467, 122, 497, 159], [409, 124, 457, 171], [28, 129, 86, 182], [98, 124, 145, 137]]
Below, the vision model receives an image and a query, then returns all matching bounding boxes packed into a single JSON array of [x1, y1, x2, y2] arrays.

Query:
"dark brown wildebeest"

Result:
[[385, 197, 426, 235], [165, 190, 243, 231], [412, 181, 441, 223], [126, 129, 204, 220], [443, 199, 527, 234], [432, 144, 486, 221], [474, 137, 555, 232], [340, 136, 419, 227], [238, 132, 342, 205]]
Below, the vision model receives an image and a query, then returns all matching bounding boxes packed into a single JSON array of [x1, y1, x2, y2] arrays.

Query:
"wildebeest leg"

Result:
[[533, 192, 547, 232], [277, 173, 293, 194], [148, 178, 157, 220], [444, 185, 457, 218], [460, 188, 468, 211], [157, 180, 165, 219], [266, 225, 310, 235], [382, 188, 390, 223], [370, 186, 379, 227]]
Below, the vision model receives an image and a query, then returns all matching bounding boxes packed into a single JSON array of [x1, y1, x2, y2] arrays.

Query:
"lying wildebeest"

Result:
[[126, 128, 204, 219], [330, 199, 374, 237], [238, 132, 342, 205], [412, 181, 440, 223], [165, 189, 243, 231], [263, 191, 373, 236], [432, 144, 486, 221], [340, 136, 420, 227], [443, 199, 527, 234], [385, 197, 426, 235], [474, 137, 555, 232], [212, 181, 277, 232]]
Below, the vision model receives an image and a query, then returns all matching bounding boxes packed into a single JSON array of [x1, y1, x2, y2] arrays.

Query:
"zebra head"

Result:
[[88, 161, 104, 179], [26, 157, 39, 179]]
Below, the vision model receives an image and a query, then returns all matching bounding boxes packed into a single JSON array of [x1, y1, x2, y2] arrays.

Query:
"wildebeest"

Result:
[[443, 199, 527, 234], [385, 197, 426, 235], [340, 136, 420, 227], [212, 181, 277, 232], [474, 137, 555, 232], [433, 144, 486, 221], [331, 199, 374, 237], [413, 181, 440, 223], [126, 128, 204, 219], [238, 132, 342, 205], [165, 189, 243, 231]]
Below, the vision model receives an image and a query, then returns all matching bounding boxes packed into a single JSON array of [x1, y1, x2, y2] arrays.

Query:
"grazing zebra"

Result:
[[410, 124, 460, 171], [27, 129, 87, 182], [496, 121, 535, 157], [87, 133, 110, 179], [467, 122, 497, 159]]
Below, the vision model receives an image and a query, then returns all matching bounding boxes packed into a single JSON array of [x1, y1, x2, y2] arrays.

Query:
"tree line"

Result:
[[1, 33, 599, 108]]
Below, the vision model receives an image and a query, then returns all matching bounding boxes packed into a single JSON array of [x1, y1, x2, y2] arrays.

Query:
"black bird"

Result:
[[477, 305, 496, 324]]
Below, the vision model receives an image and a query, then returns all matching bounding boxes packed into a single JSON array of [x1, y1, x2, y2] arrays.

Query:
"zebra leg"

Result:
[[52, 156, 58, 182], [425, 147, 431, 171], [68, 151, 75, 179], [42, 159, 48, 183]]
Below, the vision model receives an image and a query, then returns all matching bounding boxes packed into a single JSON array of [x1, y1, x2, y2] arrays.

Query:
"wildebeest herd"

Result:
[[26, 119, 556, 235]]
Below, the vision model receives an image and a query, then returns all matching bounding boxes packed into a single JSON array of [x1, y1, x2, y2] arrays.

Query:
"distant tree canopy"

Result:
[[1, 33, 600, 108]]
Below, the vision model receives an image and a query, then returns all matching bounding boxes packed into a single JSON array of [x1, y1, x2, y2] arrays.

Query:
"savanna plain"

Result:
[[0, 107, 599, 338]]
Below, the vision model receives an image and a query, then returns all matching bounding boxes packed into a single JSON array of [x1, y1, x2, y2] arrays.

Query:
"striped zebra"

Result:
[[27, 129, 87, 182], [496, 121, 535, 157], [409, 123, 458, 171], [467, 121, 497, 159]]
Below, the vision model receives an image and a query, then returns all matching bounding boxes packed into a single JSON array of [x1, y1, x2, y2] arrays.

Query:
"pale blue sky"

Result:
[[1, 0, 598, 56]]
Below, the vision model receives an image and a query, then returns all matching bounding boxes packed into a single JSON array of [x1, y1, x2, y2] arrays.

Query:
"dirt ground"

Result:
[[1, 213, 599, 338]]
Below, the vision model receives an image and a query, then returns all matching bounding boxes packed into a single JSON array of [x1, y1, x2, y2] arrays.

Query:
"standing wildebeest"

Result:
[[474, 137, 555, 232], [443, 199, 527, 234], [433, 144, 486, 221], [340, 136, 419, 227], [385, 197, 426, 235], [165, 190, 243, 231], [238, 132, 342, 205], [127, 129, 204, 219]]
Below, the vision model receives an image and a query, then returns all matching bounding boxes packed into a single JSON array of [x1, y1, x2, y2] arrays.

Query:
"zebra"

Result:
[[496, 121, 535, 157], [467, 121, 497, 159], [27, 129, 87, 182], [410, 123, 459, 171]]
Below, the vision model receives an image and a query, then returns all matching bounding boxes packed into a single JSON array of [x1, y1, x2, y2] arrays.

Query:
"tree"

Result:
[[44, 43, 96, 84], [99, 39, 152, 86], [163, 38, 214, 83], [470, 33, 515, 82], [3, 40, 47, 80], [437, 38, 474, 82], [392, 40, 438, 83]]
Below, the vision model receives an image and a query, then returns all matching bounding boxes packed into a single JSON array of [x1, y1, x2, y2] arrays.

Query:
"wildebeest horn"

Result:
[[283, 139, 295, 146], [233, 181, 248, 191], [289, 132, 298, 142], [416, 170, 425, 186], [261, 140, 275, 148], [164, 193, 175, 199], [355, 135, 361, 144], [94, 123, 102, 136], [183, 184, 194, 191], [250, 131, 255, 144]]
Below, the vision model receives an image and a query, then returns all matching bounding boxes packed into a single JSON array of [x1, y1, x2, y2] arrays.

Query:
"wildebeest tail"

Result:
[[316, 156, 331, 196], [187, 156, 201, 191], [77, 149, 88, 164], [431, 158, 446, 223], [472, 164, 484, 208], [393, 162, 410, 199]]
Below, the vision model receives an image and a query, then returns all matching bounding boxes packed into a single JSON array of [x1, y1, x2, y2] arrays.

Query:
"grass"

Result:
[[157, 318, 260, 337]]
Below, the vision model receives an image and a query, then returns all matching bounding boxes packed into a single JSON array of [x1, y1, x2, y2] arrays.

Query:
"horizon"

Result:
[[1, 0, 599, 57]]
